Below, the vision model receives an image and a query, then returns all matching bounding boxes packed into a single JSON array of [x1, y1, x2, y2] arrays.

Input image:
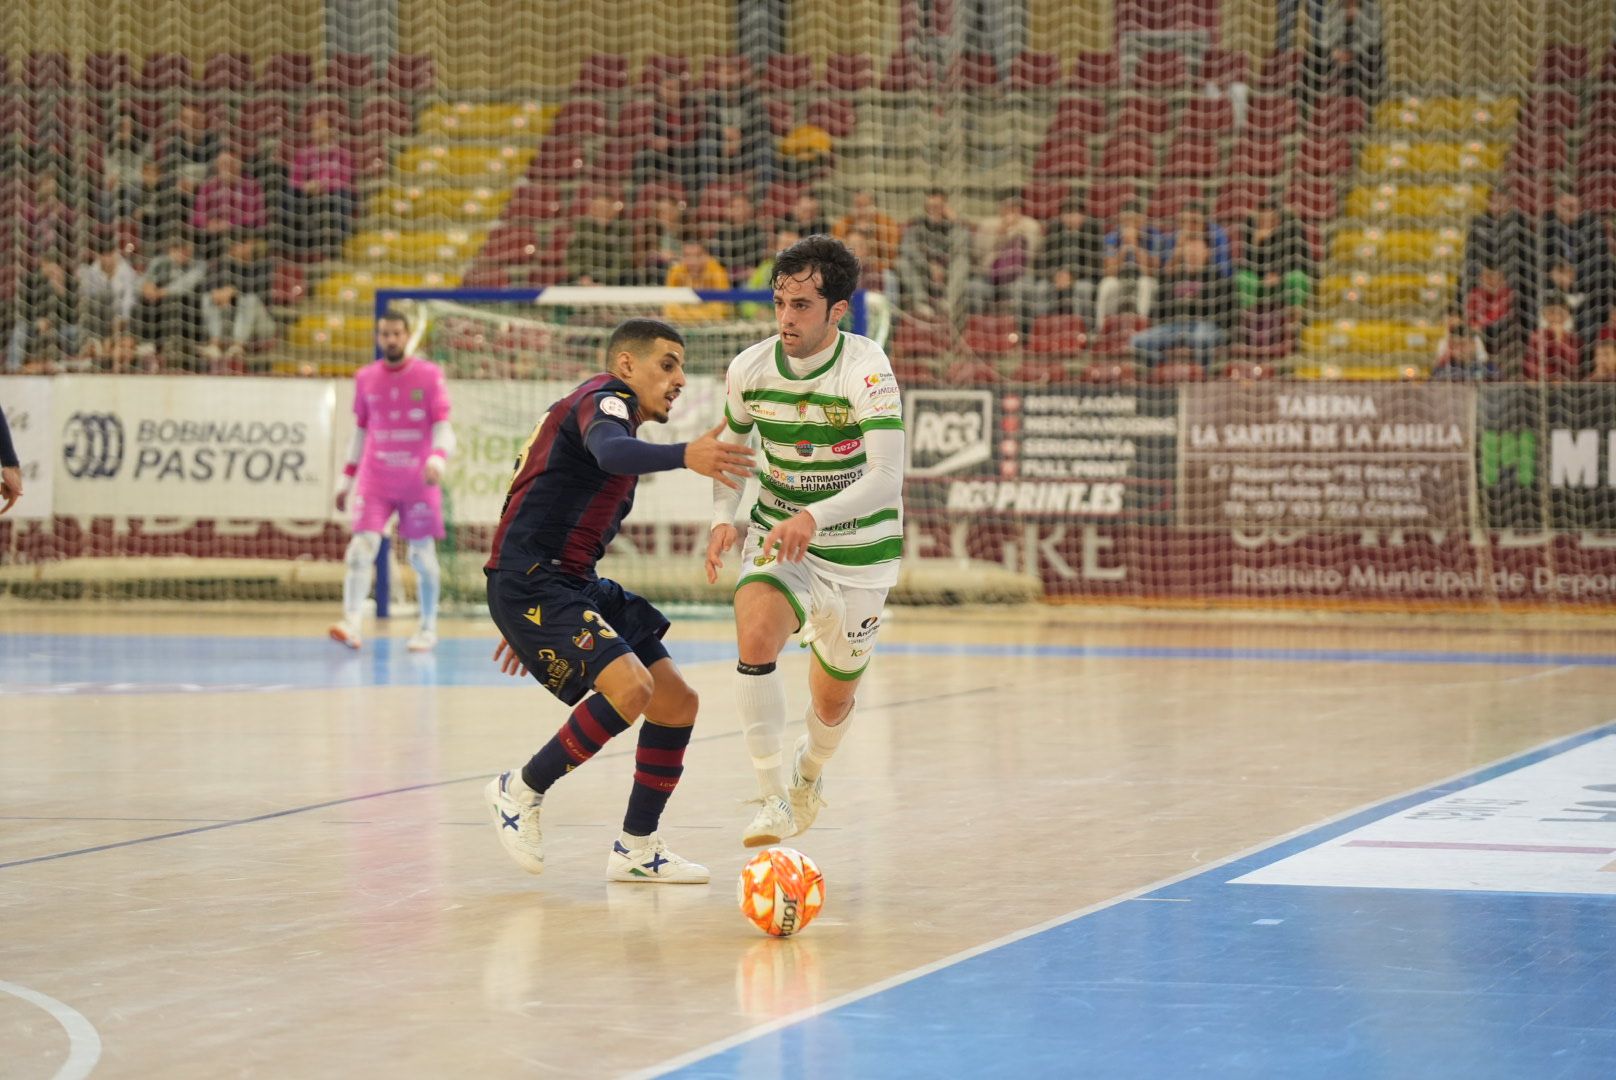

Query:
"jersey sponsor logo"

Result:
[[795, 440, 815, 457], [411, 388, 424, 402], [535, 648, 572, 694], [864, 373, 885, 387], [797, 400, 810, 419], [832, 438, 862, 455], [822, 404, 852, 427], [599, 396, 630, 420], [869, 398, 899, 414], [907, 390, 993, 477], [868, 383, 900, 397]]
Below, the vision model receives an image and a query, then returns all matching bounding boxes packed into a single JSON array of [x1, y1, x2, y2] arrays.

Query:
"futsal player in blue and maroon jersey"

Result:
[[483, 318, 753, 882]]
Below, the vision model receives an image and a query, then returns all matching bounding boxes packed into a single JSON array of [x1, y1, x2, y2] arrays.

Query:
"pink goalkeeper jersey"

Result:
[[354, 357, 451, 496]]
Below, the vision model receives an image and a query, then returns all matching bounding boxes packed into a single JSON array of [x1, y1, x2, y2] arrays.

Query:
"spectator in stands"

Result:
[[77, 238, 140, 363], [134, 232, 208, 364], [740, 225, 801, 319], [1236, 199, 1314, 319], [785, 190, 832, 238], [1540, 190, 1613, 363], [1465, 264, 1520, 362], [1096, 202, 1164, 324], [164, 104, 221, 190], [1314, 0, 1385, 106], [289, 116, 356, 260], [966, 195, 1043, 320], [697, 56, 772, 195], [736, 0, 789, 68], [130, 158, 191, 253], [833, 191, 901, 278], [907, 0, 1028, 81], [192, 150, 266, 262], [664, 236, 733, 323], [1164, 205, 1233, 279], [1430, 310, 1495, 381], [8, 250, 81, 372], [101, 114, 150, 215], [897, 189, 971, 324], [566, 194, 633, 286], [1524, 294, 1582, 381], [1022, 195, 1104, 327], [710, 191, 770, 282], [1276, 0, 1326, 53], [1462, 187, 1530, 303], [24, 175, 77, 258], [1130, 233, 1232, 370], [636, 76, 701, 187], [1588, 339, 1616, 382], [201, 234, 275, 370], [633, 194, 688, 285], [777, 121, 834, 184]]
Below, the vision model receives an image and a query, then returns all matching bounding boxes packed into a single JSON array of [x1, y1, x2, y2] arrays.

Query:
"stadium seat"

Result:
[[881, 51, 931, 92], [1309, 94, 1367, 135], [24, 52, 71, 90], [1535, 43, 1588, 84], [1026, 314, 1088, 357], [963, 315, 1020, 357], [261, 52, 314, 92], [1224, 359, 1280, 379], [1163, 135, 1221, 178], [1294, 134, 1353, 177], [1079, 359, 1138, 383], [1520, 89, 1579, 133], [1507, 131, 1569, 174], [1033, 134, 1091, 179], [1020, 180, 1070, 221], [1149, 180, 1205, 221], [479, 224, 540, 265], [1229, 136, 1288, 179], [84, 51, 133, 91], [823, 53, 873, 92], [696, 54, 751, 93], [948, 50, 1001, 91], [1576, 173, 1616, 213], [587, 137, 635, 184], [764, 97, 795, 137], [301, 96, 353, 136], [1578, 132, 1616, 174], [1180, 97, 1235, 135], [237, 97, 291, 141], [805, 97, 856, 138], [1286, 178, 1341, 223], [462, 265, 511, 289], [1010, 51, 1062, 91], [943, 357, 1003, 385], [1246, 95, 1298, 137], [1199, 47, 1251, 89], [385, 53, 436, 93], [360, 97, 415, 139], [1116, 95, 1172, 136], [761, 53, 813, 92], [1587, 90, 1616, 131], [1234, 308, 1292, 362], [1099, 132, 1157, 177], [1068, 51, 1120, 90], [891, 319, 955, 360], [1091, 314, 1149, 357], [1131, 50, 1189, 91], [203, 52, 254, 91], [551, 99, 608, 139], [1086, 180, 1137, 221], [1253, 50, 1301, 91], [889, 356, 940, 386], [271, 261, 307, 307], [638, 53, 691, 88], [573, 52, 629, 93], [1007, 356, 1076, 385], [525, 138, 585, 182], [139, 52, 193, 91], [504, 183, 563, 223], [1050, 96, 1109, 138], [1213, 180, 1269, 225], [1150, 361, 1206, 383], [320, 52, 376, 91]]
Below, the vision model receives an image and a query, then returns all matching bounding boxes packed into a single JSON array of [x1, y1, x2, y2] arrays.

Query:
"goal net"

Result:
[[2, 0, 1615, 613]]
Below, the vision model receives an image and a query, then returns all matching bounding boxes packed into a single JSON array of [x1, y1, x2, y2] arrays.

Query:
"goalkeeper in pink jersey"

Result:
[[329, 312, 456, 652]]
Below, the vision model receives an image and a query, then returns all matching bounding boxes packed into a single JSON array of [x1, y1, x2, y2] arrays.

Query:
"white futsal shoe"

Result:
[[787, 736, 828, 836], [607, 834, 710, 883], [407, 629, 437, 653], [742, 794, 796, 847], [328, 618, 362, 650], [485, 770, 545, 874]]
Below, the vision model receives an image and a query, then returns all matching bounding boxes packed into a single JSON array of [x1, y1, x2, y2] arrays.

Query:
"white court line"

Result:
[[0, 979, 102, 1080], [630, 718, 1616, 1080]]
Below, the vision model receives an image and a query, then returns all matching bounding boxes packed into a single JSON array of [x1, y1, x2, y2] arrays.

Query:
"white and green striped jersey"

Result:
[[723, 332, 905, 587]]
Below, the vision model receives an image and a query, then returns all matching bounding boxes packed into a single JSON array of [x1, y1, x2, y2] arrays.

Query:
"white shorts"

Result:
[[735, 526, 888, 681]]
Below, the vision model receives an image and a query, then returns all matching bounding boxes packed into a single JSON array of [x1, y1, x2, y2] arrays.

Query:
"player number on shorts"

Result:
[[582, 611, 619, 638]]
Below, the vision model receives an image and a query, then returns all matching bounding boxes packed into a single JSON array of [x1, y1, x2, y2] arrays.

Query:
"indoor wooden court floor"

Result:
[[2, 605, 1614, 1078]]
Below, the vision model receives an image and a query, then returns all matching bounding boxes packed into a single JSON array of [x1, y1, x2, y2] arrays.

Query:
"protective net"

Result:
[[1, 1, 1615, 612]]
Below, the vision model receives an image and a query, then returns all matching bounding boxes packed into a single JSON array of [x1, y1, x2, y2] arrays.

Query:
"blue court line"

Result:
[[656, 720, 1616, 1079]]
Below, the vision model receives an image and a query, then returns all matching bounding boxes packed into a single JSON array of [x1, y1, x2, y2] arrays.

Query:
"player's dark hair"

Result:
[[771, 234, 861, 308], [379, 312, 411, 332], [606, 318, 685, 366]]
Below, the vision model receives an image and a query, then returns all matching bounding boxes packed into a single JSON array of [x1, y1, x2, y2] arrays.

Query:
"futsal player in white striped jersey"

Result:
[[704, 234, 906, 846]]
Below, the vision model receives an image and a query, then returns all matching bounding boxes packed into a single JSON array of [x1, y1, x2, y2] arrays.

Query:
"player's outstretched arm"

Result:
[[684, 419, 755, 490], [586, 418, 753, 489], [758, 427, 905, 564], [335, 428, 365, 512], [705, 522, 739, 584]]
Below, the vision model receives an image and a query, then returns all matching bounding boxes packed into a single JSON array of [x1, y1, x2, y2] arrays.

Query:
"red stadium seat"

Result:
[[823, 53, 873, 92], [613, 98, 656, 140], [139, 52, 193, 92], [84, 51, 133, 92], [261, 52, 314, 92], [891, 319, 955, 359], [881, 51, 931, 92], [202, 52, 254, 91], [1151, 361, 1207, 384], [551, 99, 608, 139], [1033, 134, 1091, 179], [1507, 131, 1569, 174], [573, 52, 629, 93], [481, 224, 540, 265], [1587, 90, 1616, 131], [1535, 43, 1589, 85], [1309, 94, 1367, 135], [1068, 51, 1120, 90], [1021, 180, 1070, 222], [1026, 315, 1088, 357], [506, 183, 564, 222], [1199, 47, 1251, 89], [1254, 51, 1300, 91], [385, 53, 436, 93], [1007, 356, 1077, 385], [1234, 308, 1292, 362], [638, 53, 691, 88], [360, 97, 414, 139], [1521, 89, 1579, 133], [1086, 180, 1137, 222], [695, 54, 751, 93], [963, 315, 1020, 358], [1092, 314, 1149, 357], [1163, 135, 1221, 178], [1578, 132, 1616, 174], [761, 181, 806, 220], [1131, 50, 1189, 91], [1079, 359, 1138, 383], [948, 50, 1001, 90], [1213, 180, 1270, 226], [1285, 177, 1340, 223], [943, 357, 1003, 385], [805, 97, 856, 138], [1229, 136, 1288, 179], [1099, 132, 1157, 177], [237, 97, 291, 141], [1116, 95, 1172, 136], [1180, 97, 1235, 135], [300, 96, 353, 137], [1050, 96, 1109, 138], [587, 137, 635, 184], [889, 357, 940, 386], [1009, 51, 1062, 91], [24, 52, 71, 90], [1246, 95, 1298, 137], [761, 53, 813, 92], [320, 52, 376, 91], [1149, 180, 1205, 222], [1294, 134, 1353, 177], [271, 261, 307, 307], [527, 138, 586, 182]]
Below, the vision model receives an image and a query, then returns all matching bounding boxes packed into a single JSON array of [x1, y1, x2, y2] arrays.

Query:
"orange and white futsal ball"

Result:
[[737, 846, 826, 937]]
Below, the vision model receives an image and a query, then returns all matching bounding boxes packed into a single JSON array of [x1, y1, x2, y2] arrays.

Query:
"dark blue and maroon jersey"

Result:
[[486, 373, 642, 578]]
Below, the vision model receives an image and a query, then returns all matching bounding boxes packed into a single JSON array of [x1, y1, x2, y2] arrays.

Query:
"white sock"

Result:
[[342, 531, 381, 625], [798, 703, 850, 783], [407, 539, 440, 633], [736, 662, 788, 800]]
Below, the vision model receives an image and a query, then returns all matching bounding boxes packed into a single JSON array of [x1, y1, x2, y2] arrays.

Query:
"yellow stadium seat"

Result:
[[396, 144, 535, 181], [1344, 182, 1490, 219], [375, 185, 512, 223], [1302, 318, 1444, 357], [1373, 97, 1517, 135], [1359, 140, 1504, 176], [317, 271, 464, 305], [1332, 227, 1464, 266], [418, 102, 557, 138], [290, 313, 376, 354], [346, 228, 489, 265]]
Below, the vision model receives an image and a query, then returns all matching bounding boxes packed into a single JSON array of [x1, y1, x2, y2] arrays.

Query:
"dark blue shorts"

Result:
[[486, 568, 671, 706]]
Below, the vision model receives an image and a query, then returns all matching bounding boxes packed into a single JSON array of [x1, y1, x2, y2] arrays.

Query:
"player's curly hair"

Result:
[[771, 234, 861, 308]]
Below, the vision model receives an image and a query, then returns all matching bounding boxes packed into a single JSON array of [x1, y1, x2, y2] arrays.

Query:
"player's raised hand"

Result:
[[759, 509, 816, 564], [423, 456, 444, 485], [493, 638, 528, 678], [705, 522, 739, 584], [1, 465, 22, 516], [684, 419, 754, 490]]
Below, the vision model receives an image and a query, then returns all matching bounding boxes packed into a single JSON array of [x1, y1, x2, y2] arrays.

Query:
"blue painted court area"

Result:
[[2, 632, 1613, 696], [665, 724, 1616, 1080]]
